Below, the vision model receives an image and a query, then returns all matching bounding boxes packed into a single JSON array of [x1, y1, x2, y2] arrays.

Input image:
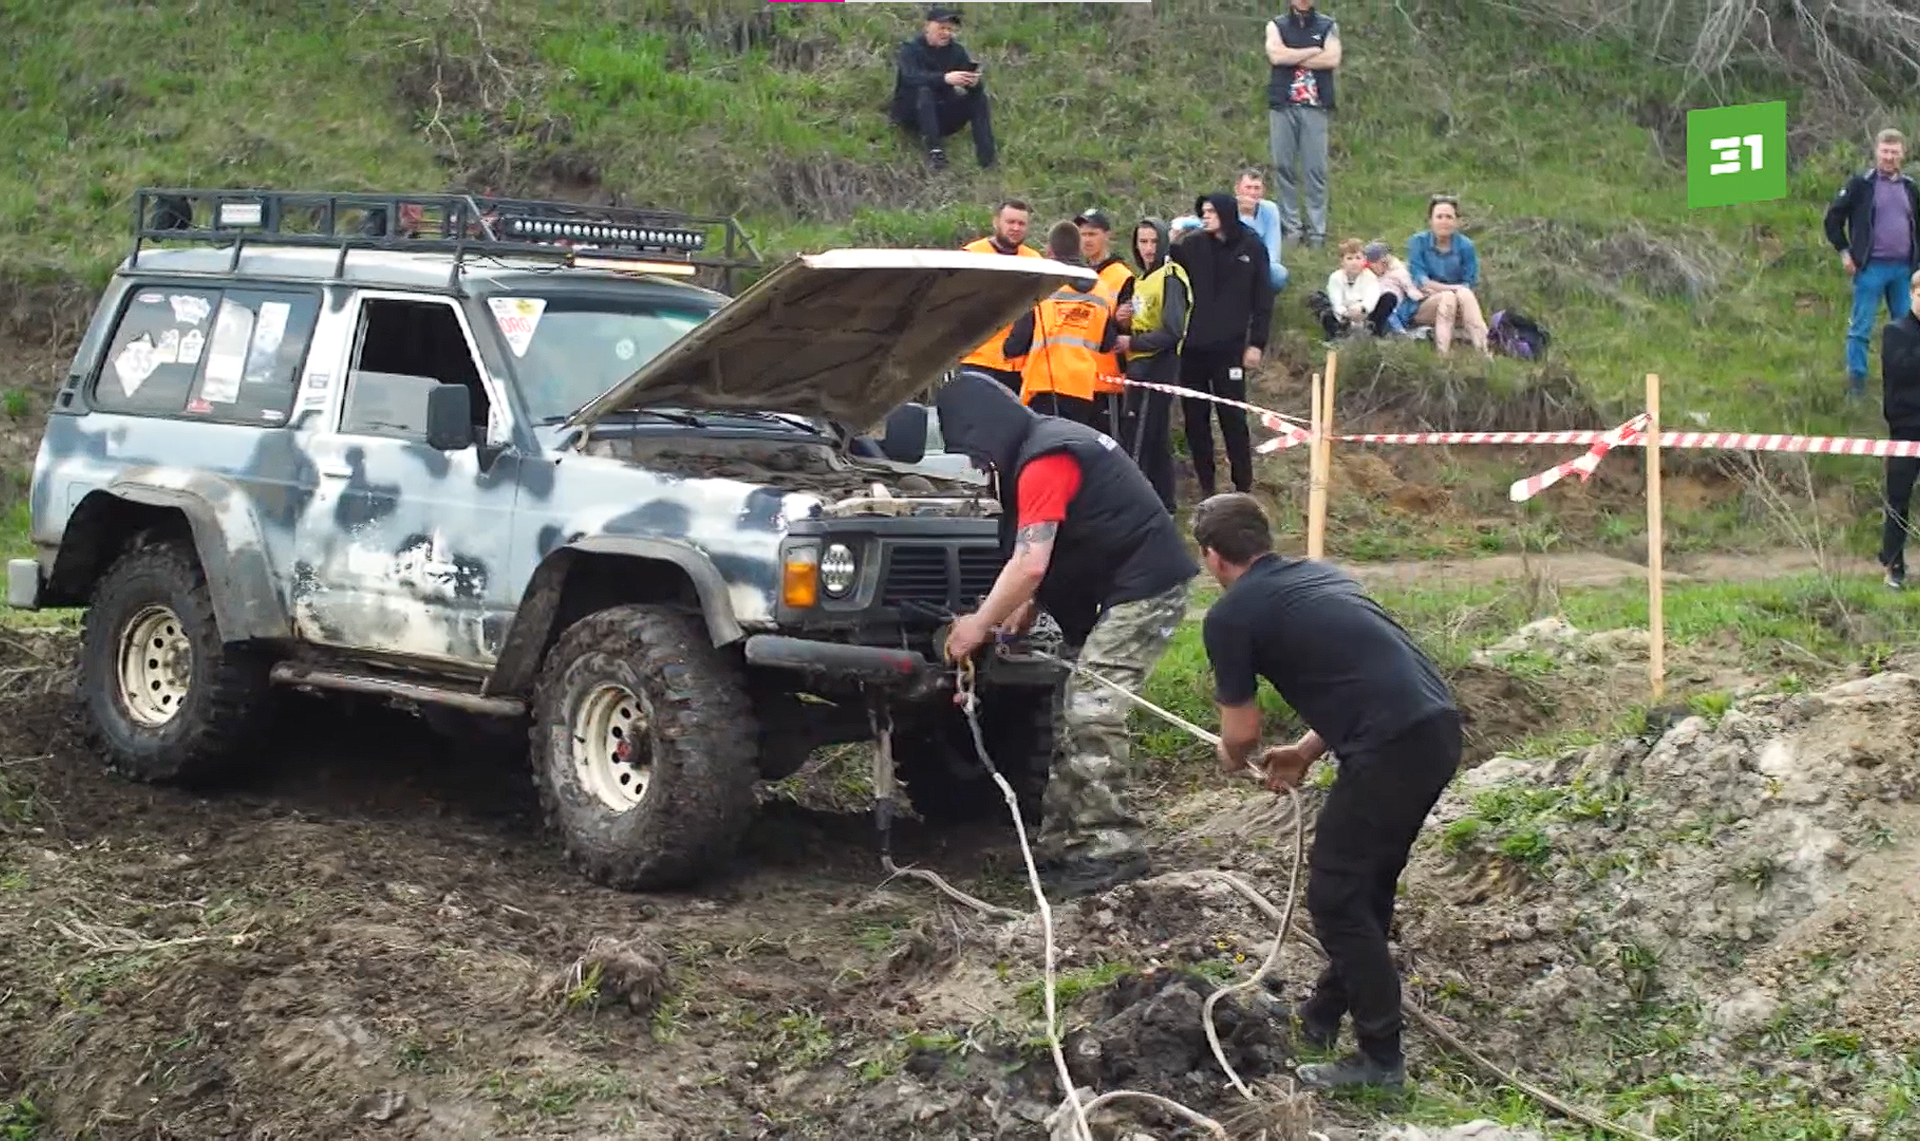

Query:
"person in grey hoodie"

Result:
[[1119, 217, 1191, 512]]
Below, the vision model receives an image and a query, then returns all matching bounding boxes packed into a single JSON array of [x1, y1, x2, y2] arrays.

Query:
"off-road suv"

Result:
[[8, 188, 1087, 890]]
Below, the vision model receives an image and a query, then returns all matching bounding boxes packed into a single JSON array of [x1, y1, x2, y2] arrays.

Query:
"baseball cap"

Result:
[[1362, 240, 1391, 262], [1072, 208, 1112, 231], [926, 5, 962, 24]]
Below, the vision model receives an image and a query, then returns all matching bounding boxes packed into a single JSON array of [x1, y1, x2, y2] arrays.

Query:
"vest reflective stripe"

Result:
[[959, 237, 1042, 372], [1090, 260, 1135, 395], [1020, 288, 1111, 403], [1127, 261, 1192, 360]]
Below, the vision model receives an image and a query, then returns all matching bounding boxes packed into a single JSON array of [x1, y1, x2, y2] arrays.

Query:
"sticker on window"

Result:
[[178, 328, 205, 366], [244, 300, 291, 383], [154, 328, 182, 365], [169, 294, 212, 326], [487, 297, 547, 358], [138, 292, 165, 305], [199, 299, 254, 404], [614, 337, 636, 362], [112, 335, 161, 397]]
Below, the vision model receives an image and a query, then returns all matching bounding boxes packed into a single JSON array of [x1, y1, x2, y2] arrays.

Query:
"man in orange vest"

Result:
[[1002, 221, 1121, 425], [1074, 208, 1137, 439], [958, 200, 1040, 395]]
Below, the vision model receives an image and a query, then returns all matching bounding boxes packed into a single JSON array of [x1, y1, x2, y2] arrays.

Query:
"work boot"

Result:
[[927, 147, 949, 171], [1296, 1050, 1406, 1092], [1038, 851, 1149, 899], [1291, 1003, 1339, 1052]]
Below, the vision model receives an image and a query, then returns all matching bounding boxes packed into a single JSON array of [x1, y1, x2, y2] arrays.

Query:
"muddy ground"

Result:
[[3, 615, 1919, 1141]]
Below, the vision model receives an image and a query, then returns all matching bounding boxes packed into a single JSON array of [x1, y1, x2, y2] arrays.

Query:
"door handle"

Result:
[[317, 464, 352, 479]]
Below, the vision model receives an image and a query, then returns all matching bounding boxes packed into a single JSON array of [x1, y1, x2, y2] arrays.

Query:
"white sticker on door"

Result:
[[169, 294, 212, 326], [200, 299, 255, 404], [244, 300, 291, 383], [113, 335, 161, 397], [487, 297, 547, 358]]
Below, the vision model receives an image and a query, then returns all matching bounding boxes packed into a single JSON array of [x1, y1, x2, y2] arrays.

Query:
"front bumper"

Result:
[[743, 634, 1065, 698]]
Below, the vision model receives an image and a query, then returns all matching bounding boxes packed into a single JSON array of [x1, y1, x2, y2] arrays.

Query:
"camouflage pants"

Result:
[[1036, 581, 1192, 863]]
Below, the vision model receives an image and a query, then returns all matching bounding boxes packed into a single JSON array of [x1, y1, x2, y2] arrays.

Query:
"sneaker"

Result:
[[927, 148, 949, 171], [1296, 1050, 1406, 1091], [1037, 851, 1150, 899], [1888, 567, 1907, 590]]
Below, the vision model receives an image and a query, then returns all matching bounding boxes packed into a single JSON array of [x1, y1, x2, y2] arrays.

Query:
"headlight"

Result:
[[820, 543, 857, 597]]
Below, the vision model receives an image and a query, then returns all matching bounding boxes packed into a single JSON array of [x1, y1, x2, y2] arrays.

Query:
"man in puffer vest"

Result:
[[937, 370, 1198, 897], [1118, 217, 1192, 512]]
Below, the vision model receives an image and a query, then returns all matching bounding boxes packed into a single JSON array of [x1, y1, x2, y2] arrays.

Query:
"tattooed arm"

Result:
[[971, 520, 1055, 629]]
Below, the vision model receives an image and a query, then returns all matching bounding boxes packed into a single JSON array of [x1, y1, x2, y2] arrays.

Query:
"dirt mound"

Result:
[[1402, 671, 1920, 1120]]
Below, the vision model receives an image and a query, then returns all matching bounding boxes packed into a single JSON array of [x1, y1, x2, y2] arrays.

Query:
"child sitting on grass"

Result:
[[1321, 239, 1397, 338], [1364, 240, 1420, 335]]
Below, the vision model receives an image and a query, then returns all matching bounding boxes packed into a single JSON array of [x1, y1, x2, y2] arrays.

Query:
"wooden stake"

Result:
[[1307, 352, 1338, 559], [1645, 372, 1666, 701], [1306, 370, 1324, 553]]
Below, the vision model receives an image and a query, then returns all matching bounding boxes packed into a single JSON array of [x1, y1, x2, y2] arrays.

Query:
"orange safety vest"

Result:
[[1089, 259, 1135, 396], [959, 237, 1042, 373], [1019, 286, 1113, 404]]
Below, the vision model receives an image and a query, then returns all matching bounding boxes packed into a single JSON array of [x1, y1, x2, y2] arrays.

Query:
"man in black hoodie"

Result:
[[889, 7, 996, 171], [1879, 269, 1920, 589], [937, 370, 1198, 897], [1171, 193, 1277, 496]]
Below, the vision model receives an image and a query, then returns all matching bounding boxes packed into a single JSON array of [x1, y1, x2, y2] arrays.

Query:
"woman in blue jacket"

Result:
[[1406, 195, 1492, 356]]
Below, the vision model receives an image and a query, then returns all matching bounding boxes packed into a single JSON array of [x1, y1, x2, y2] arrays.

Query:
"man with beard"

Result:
[[1171, 193, 1276, 496], [937, 370, 1197, 896], [958, 199, 1041, 395]]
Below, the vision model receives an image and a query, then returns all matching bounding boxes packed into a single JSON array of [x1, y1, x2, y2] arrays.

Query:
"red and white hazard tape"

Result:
[[1507, 415, 1646, 503]]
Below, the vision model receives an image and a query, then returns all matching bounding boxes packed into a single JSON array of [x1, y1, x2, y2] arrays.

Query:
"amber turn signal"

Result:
[[782, 548, 819, 609]]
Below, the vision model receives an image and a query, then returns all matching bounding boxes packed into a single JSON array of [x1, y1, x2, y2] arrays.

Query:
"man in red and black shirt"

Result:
[[937, 369, 1197, 896]]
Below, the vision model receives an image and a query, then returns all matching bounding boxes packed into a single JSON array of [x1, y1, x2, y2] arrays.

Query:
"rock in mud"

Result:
[[1088, 968, 1290, 1093], [562, 935, 671, 1014]]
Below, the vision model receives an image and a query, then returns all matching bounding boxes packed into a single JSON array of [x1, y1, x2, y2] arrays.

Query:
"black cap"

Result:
[[1073, 208, 1112, 231], [926, 5, 962, 24]]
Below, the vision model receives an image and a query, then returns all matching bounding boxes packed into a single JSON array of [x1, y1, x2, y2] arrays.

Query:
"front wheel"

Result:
[[529, 604, 761, 891], [897, 686, 1055, 826], [78, 540, 274, 783]]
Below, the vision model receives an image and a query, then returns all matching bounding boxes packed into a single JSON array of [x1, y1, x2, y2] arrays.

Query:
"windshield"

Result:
[[485, 294, 715, 423]]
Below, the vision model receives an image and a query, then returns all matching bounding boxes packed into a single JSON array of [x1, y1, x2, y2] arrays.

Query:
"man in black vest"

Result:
[[937, 370, 1198, 896], [1264, 0, 1343, 248]]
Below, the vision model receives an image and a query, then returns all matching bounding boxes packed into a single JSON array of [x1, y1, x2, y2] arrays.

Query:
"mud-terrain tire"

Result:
[[79, 540, 274, 784], [530, 604, 761, 891], [899, 686, 1055, 827]]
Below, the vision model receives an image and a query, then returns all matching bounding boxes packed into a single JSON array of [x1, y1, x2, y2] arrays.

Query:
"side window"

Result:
[[343, 298, 490, 440], [92, 285, 319, 425]]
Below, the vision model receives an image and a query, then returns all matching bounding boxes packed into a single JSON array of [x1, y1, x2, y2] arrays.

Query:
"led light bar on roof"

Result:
[[499, 215, 707, 251]]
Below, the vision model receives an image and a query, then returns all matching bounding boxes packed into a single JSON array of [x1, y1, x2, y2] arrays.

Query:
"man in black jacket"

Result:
[[889, 7, 995, 171], [1171, 193, 1277, 496], [937, 370, 1197, 897], [1823, 128, 1918, 400], [1879, 270, 1920, 589]]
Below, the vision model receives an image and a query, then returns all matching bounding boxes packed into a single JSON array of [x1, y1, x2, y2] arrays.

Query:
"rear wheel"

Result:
[[530, 604, 761, 890], [78, 540, 273, 783]]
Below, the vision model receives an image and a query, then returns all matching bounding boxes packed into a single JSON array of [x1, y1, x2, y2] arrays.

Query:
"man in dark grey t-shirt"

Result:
[[1194, 492, 1459, 1092]]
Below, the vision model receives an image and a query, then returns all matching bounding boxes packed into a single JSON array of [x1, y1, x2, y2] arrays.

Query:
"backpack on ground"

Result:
[[1490, 309, 1550, 360]]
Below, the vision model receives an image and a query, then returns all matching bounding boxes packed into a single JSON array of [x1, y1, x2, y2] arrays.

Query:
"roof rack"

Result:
[[129, 187, 764, 293]]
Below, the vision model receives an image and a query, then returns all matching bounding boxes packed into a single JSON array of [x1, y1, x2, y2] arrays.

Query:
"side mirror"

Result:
[[878, 402, 928, 465], [425, 383, 475, 451]]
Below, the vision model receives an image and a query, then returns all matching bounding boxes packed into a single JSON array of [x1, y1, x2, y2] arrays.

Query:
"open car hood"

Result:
[[562, 248, 1096, 432]]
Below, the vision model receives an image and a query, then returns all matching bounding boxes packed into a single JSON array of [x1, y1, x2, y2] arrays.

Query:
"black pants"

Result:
[[1319, 294, 1399, 340], [1120, 364, 1177, 512], [1881, 426, 1920, 574], [891, 85, 996, 167], [1091, 392, 1125, 440], [1301, 710, 1462, 1067], [1177, 345, 1253, 495], [1029, 391, 1095, 425]]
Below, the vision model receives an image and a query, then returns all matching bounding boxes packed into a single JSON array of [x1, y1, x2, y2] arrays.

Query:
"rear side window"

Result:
[[93, 284, 321, 425]]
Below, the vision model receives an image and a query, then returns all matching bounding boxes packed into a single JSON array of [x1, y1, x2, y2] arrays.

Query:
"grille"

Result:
[[879, 545, 1007, 609]]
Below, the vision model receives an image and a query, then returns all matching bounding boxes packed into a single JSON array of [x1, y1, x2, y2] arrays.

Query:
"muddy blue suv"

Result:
[[8, 189, 1086, 889]]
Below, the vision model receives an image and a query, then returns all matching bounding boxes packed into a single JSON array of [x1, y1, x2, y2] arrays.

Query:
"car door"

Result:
[[287, 290, 522, 669]]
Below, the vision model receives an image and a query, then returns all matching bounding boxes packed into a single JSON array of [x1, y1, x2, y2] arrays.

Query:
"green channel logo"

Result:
[[1687, 101, 1787, 209]]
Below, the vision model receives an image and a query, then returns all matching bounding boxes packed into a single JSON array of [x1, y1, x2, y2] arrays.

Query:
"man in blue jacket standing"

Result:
[[1825, 128, 1918, 400]]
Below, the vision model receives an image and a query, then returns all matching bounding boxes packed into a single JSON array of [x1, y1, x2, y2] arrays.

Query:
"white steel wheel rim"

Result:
[[571, 682, 654, 813], [118, 605, 193, 726]]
